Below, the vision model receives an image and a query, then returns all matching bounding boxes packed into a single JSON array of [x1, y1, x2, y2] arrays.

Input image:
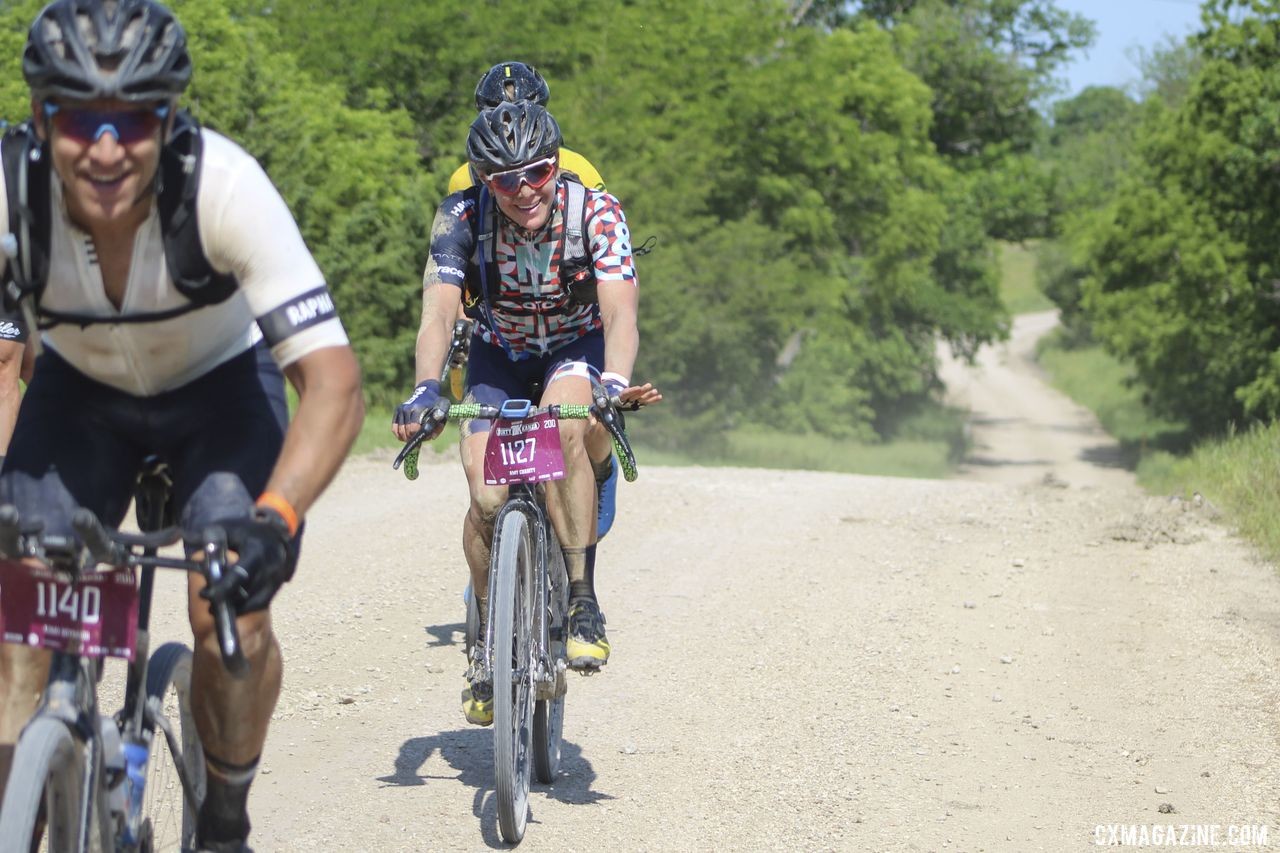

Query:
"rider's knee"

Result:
[[558, 419, 589, 459], [468, 487, 505, 526], [191, 608, 274, 662]]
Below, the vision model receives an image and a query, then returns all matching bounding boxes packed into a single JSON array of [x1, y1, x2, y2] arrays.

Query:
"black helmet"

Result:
[[474, 61, 550, 111], [24, 0, 192, 103], [467, 102, 562, 173]]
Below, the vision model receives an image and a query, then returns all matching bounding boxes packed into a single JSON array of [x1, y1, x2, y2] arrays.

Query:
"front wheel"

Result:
[[134, 642, 204, 852], [492, 509, 535, 844], [0, 717, 84, 853]]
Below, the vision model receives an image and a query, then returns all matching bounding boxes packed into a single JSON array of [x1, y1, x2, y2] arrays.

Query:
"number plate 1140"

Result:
[[0, 560, 138, 659]]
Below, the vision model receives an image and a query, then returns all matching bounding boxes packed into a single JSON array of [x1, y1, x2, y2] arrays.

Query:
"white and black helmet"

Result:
[[466, 102, 562, 172], [23, 0, 192, 103]]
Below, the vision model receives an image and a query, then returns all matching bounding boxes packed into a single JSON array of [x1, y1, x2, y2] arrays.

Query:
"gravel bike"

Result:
[[0, 458, 246, 853], [394, 381, 638, 844]]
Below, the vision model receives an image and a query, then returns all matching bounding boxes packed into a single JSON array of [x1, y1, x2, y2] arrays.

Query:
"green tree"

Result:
[[1076, 0, 1280, 432]]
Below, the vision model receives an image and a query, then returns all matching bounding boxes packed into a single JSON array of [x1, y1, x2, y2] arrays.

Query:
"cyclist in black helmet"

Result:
[[395, 101, 659, 725], [447, 62, 619, 545], [447, 61, 605, 194], [0, 2, 363, 850]]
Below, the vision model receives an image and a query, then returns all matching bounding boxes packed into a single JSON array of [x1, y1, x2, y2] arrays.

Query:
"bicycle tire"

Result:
[[138, 642, 204, 852], [492, 509, 534, 844], [0, 717, 84, 853], [533, 532, 568, 783]]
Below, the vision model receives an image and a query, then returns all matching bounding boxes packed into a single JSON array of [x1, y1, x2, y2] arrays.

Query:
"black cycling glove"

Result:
[[202, 508, 298, 614], [393, 379, 442, 429]]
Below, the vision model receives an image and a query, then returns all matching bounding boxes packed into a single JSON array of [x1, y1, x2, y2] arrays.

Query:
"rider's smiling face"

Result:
[[486, 163, 558, 233], [34, 96, 167, 234]]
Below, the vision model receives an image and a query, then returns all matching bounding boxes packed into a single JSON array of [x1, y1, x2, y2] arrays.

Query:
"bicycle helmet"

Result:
[[474, 61, 550, 110], [24, 0, 192, 103], [467, 102, 562, 173]]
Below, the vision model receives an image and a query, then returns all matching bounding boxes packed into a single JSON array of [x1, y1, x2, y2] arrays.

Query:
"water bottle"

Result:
[[122, 740, 149, 844]]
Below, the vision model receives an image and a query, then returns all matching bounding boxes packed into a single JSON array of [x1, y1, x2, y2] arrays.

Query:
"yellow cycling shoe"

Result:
[[566, 599, 610, 672], [462, 682, 493, 726]]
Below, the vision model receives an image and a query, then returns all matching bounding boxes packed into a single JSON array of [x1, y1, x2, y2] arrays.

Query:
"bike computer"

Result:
[[499, 399, 533, 419]]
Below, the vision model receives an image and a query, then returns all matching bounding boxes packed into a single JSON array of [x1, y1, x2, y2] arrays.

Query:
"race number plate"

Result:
[[0, 560, 138, 660], [484, 413, 566, 486]]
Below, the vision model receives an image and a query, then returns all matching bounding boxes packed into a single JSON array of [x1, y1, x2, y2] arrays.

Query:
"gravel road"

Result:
[[130, 312, 1280, 851]]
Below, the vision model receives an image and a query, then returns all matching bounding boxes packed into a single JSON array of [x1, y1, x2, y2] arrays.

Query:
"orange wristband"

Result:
[[256, 492, 299, 537]]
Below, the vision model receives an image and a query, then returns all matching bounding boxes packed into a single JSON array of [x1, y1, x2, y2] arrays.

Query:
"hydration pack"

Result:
[[0, 110, 237, 328]]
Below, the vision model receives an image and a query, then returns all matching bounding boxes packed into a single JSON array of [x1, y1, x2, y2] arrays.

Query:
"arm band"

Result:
[[256, 492, 300, 537]]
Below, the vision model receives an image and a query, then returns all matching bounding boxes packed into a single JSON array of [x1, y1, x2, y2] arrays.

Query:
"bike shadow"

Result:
[[377, 730, 615, 847], [424, 621, 466, 648]]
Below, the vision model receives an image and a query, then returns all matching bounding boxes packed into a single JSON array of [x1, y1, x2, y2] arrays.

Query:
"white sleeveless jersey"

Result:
[[0, 129, 348, 396]]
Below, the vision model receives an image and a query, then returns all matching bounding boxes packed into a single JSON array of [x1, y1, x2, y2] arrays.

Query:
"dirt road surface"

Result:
[[131, 311, 1280, 850]]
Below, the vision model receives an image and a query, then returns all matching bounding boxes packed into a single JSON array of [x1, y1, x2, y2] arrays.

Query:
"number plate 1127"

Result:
[[484, 414, 566, 485], [0, 560, 138, 659]]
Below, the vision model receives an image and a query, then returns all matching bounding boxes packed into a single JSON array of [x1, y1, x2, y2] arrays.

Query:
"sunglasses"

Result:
[[43, 102, 169, 145], [481, 156, 558, 195]]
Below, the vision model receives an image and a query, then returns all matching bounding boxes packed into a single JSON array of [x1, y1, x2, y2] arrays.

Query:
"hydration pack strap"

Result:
[[475, 187, 526, 361]]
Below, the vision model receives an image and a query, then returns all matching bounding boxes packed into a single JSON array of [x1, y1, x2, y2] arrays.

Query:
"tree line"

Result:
[[0, 0, 1099, 451], [1037, 0, 1280, 440]]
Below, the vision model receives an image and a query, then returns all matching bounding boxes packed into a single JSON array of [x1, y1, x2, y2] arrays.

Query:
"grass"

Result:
[[1137, 423, 1280, 563], [1035, 331, 1187, 452], [997, 240, 1055, 315]]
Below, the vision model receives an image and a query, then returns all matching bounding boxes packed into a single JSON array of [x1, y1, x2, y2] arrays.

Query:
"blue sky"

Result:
[[1056, 0, 1204, 96]]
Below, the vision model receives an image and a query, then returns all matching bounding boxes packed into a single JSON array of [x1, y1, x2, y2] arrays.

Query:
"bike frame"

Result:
[[475, 482, 567, 701]]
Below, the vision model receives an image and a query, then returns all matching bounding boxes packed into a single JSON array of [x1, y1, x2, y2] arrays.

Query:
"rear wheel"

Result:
[[136, 642, 204, 852], [492, 509, 535, 844], [0, 717, 83, 853], [534, 535, 568, 784]]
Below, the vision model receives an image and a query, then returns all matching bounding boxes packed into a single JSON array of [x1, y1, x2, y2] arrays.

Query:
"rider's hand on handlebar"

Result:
[[392, 379, 444, 442], [616, 381, 663, 409], [201, 508, 298, 614]]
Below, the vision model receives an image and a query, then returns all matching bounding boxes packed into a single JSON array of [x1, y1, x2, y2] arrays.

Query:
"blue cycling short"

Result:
[[0, 342, 289, 541], [463, 330, 603, 435]]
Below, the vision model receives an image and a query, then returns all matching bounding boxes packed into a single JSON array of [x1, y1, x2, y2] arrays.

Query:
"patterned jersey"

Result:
[[424, 179, 636, 357]]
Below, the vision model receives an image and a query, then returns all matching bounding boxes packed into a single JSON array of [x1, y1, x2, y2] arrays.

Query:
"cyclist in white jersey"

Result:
[[0, 2, 363, 850]]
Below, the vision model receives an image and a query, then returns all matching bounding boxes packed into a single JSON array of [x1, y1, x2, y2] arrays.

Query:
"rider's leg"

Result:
[[166, 344, 290, 847], [460, 427, 508, 632], [0, 645, 51, 802], [186, 589, 281, 846], [458, 426, 507, 725], [540, 372, 611, 669]]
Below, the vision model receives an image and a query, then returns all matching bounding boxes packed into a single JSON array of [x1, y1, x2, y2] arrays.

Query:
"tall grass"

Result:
[[1139, 424, 1280, 563], [1035, 331, 1187, 452]]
